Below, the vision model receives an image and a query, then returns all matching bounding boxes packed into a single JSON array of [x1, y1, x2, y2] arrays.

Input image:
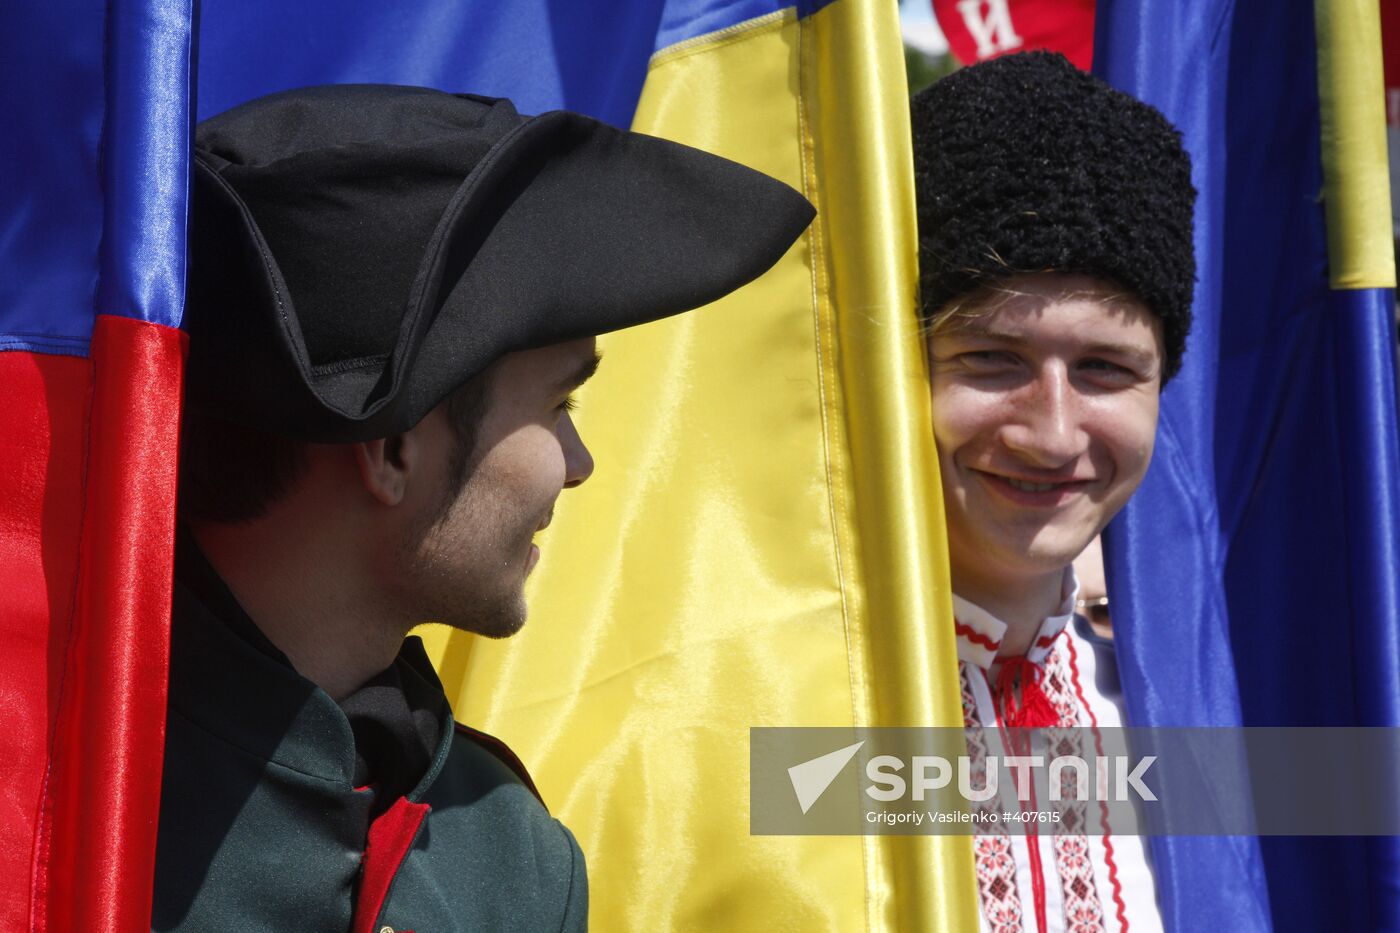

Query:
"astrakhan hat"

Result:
[[186, 84, 815, 441], [912, 52, 1196, 381]]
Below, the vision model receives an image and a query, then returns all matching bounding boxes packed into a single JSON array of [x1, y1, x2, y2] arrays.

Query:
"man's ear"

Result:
[[353, 434, 412, 506]]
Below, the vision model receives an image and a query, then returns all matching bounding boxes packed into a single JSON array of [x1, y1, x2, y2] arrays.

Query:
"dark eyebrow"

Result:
[[946, 326, 1024, 345], [1082, 342, 1158, 368], [553, 352, 603, 394], [950, 328, 1157, 368]]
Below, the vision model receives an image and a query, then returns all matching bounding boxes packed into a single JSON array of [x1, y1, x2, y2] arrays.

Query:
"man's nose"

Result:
[[559, 413, 595, 488], [999, 364, 1088, 467]]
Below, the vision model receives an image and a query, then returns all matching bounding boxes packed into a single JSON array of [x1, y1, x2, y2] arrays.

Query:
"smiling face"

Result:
[[927, 274, 1163, 598], [401, 337, 599, 637]]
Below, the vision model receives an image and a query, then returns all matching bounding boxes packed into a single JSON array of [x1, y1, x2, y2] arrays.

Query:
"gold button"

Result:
[[379, 927, 395, 933]]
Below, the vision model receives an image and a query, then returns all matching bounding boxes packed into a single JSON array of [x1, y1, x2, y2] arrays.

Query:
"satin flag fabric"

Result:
[[196, 0, 977, 928], [426, 1, 982, 928], [1096, 0, 1400, 930], [0, 0, 192, 929]]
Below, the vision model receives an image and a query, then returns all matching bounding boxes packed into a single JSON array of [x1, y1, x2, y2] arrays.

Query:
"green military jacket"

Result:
[[152, 545, 587, 932]]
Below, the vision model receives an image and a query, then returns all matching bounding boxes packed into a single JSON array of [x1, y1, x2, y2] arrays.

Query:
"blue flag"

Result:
[[1096, 0, 1400, 930]]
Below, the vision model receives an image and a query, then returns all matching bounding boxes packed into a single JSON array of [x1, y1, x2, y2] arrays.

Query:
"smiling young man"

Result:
[[152, 85, 813, 932], [913, 53, 1195, 932]]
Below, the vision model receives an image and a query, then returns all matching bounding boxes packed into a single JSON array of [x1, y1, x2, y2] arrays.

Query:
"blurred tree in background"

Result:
[[904, 43, 959, 94]]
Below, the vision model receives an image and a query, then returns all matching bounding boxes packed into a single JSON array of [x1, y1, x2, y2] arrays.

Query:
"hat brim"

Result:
[[185, 110, 814, 442]]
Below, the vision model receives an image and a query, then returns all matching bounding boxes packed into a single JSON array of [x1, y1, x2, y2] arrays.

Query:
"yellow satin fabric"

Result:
[[1314, 0, 1396, 288], [421, 1, 977, 928]]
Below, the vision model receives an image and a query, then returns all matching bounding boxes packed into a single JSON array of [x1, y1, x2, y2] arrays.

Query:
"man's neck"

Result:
[[190, 518, 406, 702], [951, 563, 1069, 658]]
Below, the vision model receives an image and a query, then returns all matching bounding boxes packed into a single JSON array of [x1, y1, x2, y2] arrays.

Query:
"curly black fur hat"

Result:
[[912, 51, 1196, 381]]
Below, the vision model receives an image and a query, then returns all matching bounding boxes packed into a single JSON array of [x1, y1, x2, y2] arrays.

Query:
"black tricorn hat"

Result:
[[186, 84, 815, 442]]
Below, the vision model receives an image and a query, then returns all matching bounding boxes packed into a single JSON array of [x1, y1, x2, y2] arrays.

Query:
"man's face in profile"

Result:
[[927, 274, 1164, 587], [397, 337, 601, 637]]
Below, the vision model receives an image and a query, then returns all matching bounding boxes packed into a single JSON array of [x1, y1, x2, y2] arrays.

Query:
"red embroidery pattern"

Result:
[[961, 663, 1024, 932], [1065, 636, 1130, 932], [1041, 643, 1107, 933], [961, 633, 1112, 933]]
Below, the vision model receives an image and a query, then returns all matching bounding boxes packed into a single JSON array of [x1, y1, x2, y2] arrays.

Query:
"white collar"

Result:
[[951, 569, 1079, 670]]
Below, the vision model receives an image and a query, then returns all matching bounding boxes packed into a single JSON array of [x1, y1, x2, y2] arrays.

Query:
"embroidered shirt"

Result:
[[954, 574, 1162, 933]]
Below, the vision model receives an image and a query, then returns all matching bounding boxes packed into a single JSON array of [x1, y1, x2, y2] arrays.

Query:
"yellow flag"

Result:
[[422, 1, 979, 927]]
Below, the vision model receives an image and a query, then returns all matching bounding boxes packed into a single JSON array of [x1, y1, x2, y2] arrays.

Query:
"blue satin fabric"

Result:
[[1097, 1, 1400, 931], [0, 0, 194, 350], [0, 2, 105, 353], [94, 0, 196, 331], [198, 0, 660, 127], [197, 0, 830, 129]]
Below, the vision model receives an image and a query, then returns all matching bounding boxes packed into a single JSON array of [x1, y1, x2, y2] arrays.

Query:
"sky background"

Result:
[[899, 0, 949, 55]]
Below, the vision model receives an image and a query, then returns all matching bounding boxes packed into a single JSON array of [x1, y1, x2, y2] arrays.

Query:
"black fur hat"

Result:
[[912, 52, 1196, 381]]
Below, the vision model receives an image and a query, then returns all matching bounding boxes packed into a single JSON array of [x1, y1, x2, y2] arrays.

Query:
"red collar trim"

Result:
[[953, 620, 1001, 652]]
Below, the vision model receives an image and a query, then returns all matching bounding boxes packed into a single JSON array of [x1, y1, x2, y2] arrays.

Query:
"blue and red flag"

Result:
[[0, 0, 193, 928], [1096, 0, 1400, 930]]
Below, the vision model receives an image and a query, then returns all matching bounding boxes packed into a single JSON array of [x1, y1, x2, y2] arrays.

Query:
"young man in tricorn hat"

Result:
[[152, 85, 813, 932], [913, 52, 1195, 932]]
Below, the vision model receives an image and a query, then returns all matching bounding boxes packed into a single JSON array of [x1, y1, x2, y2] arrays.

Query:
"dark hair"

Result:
[[175, 413, 307, 524], [178, 372, 493, 524]]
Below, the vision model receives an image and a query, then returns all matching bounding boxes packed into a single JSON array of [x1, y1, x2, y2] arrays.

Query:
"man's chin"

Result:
[[469, 618, 526, 640], [446, 598, 528, 640], [962, 527, 1094, 580], [1019, 532, 1100, 575]]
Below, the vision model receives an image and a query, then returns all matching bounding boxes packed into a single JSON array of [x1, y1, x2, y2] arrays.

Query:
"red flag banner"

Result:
[[932, 0, 1096, 70]]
